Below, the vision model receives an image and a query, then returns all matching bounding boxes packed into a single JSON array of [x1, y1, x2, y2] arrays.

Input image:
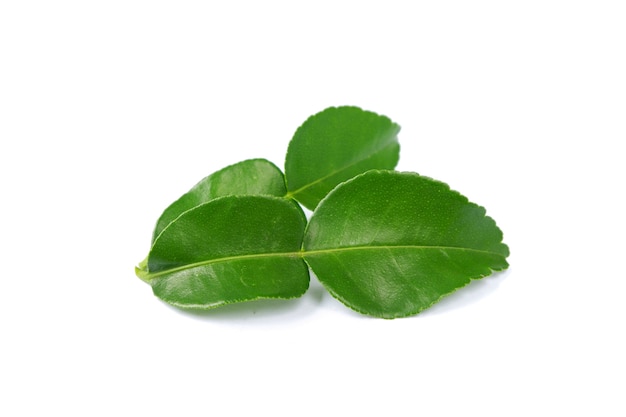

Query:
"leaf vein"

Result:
[[286, 140, 397, 198], [143, 245, 504, 281]]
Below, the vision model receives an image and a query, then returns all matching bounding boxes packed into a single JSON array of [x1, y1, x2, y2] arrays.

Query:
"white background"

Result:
[[1, 1, 624, 415]]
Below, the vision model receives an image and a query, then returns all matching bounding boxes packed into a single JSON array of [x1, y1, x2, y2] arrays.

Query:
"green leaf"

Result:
[[302, 170, 509, 319], [152, 159, 286, 243], [137, 195, 309, 309], [285, 106, 400, 210]]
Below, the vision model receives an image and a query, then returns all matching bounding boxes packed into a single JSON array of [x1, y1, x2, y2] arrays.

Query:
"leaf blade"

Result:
[[303, 170, 509, 318], [151, 256, 309, 309], [152, 158, 287, 243], [141, 195, 309, 309], [285, 106, 400, 210]]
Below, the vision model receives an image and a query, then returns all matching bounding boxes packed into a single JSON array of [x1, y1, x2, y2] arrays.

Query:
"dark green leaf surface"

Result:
[[285, 106, 400, 210], [302, 170, 509, 318], [152, 159, 286, 242], [137, 195, 309, 309]]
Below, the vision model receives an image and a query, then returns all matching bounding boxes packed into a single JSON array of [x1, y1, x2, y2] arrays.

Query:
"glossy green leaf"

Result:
[[302, 170, 509, 319], [285, 106, 400, 210], [137, 195, 309, 309], [152, 159, 286, 242]]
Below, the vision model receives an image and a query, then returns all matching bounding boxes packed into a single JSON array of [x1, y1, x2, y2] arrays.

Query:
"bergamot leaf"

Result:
[[152, 158, 286, 243], [302, 170, 509, 318], [138, 195, 309, 309], [285, 106, 400, 210]]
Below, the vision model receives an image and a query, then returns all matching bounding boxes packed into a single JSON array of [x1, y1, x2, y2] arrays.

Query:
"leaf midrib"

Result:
[[141, 245, 505, 280]]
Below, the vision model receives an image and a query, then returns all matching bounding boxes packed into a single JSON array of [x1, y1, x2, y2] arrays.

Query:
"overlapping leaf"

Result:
[[285, 106, 400, 210], [137, 196, 309, 309], [303, 170, 509, 318], [152, 159, 286, 242]]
